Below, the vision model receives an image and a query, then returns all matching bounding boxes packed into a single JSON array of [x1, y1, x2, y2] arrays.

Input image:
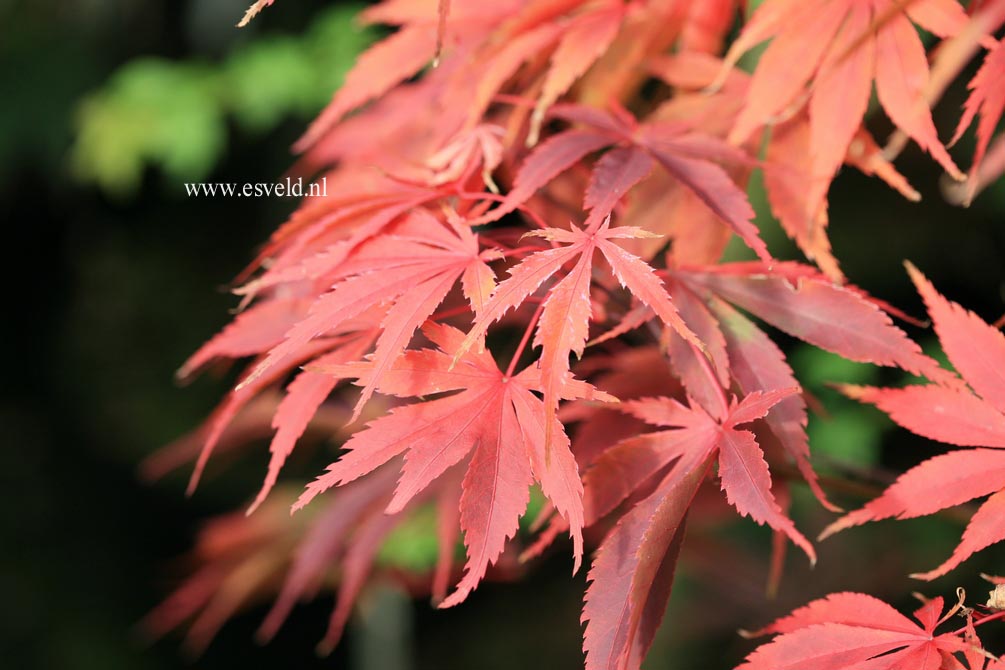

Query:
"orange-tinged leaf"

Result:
[[439, 396, 533, 607], [297, 25, 438, 151], [249, 335, 374, 514], [822, 265, 1005, 579], [841, 383, 1005, 448], [954, 37, 1005, 202], [728, 0, 848, 144], [912, 489, 1005, 580], [461, 254, 498, 316], [906, 0, 973, 39], [511, 384, 585, 567], [237, 0, 275, 27], [739, 621, 936, 670], [456, 221, 698, 418], [595, 235, 698, 348], [463, 22, 563, 128], [535, 250, 595, 458], [822, 449, 1005, 539], [352, 270, 462, 420], [759, 591, 922, 635], [807, 2, 875, 214], [243, 216, 498, 422], [529, 2, 625, 145], [717, 0, 804, 84], [178, 298, 308, 380], [874, 13, 963, 180], [189, 338, 340, 494], [388, 388, 504, 513], [680, 0, 738, 54]]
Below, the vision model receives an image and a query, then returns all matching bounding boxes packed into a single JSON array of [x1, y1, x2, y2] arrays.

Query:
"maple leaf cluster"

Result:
[[150, 1, 1005, 668]]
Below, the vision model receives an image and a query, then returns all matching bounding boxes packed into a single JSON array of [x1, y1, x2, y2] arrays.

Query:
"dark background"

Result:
[[2, 1, 1004, 668]]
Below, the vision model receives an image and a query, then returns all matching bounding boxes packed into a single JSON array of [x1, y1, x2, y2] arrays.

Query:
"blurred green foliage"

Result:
[[71, 4, 374, 197], [378, 506, 442, 573], [376, 487, 547, 573], [790, 348, 884, 468]]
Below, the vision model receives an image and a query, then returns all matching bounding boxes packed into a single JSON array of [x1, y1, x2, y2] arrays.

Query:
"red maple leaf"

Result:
[[240, 210, 501, 422], [588, 260, 953, 512], [294, 321, 615, 606], [582, 387, 811, 670], [454, 214, 700, 454], [822, 262, 1005, 579], [738, 592, 980, 670], [477, 103, 769, 263]]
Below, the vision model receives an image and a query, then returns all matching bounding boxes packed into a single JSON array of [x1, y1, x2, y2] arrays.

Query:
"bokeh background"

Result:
[[2, 1, 1004, 668]]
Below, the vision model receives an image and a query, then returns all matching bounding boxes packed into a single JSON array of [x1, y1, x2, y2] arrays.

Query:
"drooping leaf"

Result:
[[238, 0, 276, 27], [582, 455, 709, 670], [528, 1, 626, 145], [953, 37, 1005, 203]]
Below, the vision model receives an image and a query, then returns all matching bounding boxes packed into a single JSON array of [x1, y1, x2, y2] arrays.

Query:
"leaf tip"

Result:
[[817, 521, 842, 542], [315, 639, 335, 658]]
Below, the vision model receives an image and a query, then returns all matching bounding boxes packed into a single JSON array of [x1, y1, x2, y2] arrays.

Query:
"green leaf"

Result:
[[71, 59, 225, 196]]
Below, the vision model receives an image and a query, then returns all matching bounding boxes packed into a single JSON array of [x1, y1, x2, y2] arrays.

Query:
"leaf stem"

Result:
[[506, 301, 545, 378]]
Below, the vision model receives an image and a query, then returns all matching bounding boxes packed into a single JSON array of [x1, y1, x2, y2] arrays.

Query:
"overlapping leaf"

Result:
[[296, 322, 615, 605], [241, 211, 500, 421], [725, 0, 969, 196], [454, 215, 699, 453], [478, 104, 769, 262], [582, 388, 812, 670], [650, 52, 917, 280]]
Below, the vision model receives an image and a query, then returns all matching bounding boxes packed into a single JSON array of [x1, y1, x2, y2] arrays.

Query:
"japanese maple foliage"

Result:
[[152, 0, 1005, 669], [739, 591, 1005, 670], [822, 264, 1005, 580]]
